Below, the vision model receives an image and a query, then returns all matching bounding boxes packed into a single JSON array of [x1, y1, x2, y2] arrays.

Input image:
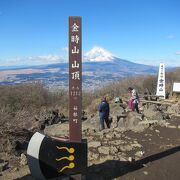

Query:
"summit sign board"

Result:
[[69, 17, 82, 142], [156, 63, 165, 99]]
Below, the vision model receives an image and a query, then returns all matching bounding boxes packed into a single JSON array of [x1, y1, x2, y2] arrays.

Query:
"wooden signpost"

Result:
[[156, 63, 165, 99], [69, 16, 83, 180], [27, 16, 87, 180], [69, 16, 82, 142]]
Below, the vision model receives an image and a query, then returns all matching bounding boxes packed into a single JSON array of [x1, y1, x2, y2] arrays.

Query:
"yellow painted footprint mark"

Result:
[[56, 146, 75, 153], [59, 162, 75, 172], [56, 155, 74, 161]]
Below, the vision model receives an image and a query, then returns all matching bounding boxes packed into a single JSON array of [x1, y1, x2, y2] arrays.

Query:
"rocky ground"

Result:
[[0, 99, 180, 180]]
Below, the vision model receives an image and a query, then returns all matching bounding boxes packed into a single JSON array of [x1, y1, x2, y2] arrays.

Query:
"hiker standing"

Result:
[[98, 97, 110, 130], [128, 87, 139, 113]]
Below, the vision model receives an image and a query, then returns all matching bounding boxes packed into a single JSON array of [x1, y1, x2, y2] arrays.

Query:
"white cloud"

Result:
[[175, 52, 180, 55], [0, 54, 65, 67], [28, 54, 60, 62], [163, 59, 180, 67], [135, 58, 180, 67], [84, 46, 115, 62]]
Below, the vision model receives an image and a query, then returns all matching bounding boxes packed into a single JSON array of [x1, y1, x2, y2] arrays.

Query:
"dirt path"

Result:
[[86, 119, 180, 180], [119, 125, 180, 180]]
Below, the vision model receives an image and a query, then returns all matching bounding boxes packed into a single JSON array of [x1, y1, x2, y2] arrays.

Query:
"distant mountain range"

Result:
[[0, 57, 159, 89]]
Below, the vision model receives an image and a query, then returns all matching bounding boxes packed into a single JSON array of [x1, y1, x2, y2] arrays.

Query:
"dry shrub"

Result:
[[86, 98, 101, 114], [142, 76, 157, 94], [0, 82, 68, 113]]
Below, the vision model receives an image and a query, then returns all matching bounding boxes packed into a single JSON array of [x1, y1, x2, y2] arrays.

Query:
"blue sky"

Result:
[[0, 0, 180, 67]]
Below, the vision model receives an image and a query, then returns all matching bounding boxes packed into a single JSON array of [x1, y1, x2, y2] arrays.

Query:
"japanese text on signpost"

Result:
[[69, 17, 82, 142]]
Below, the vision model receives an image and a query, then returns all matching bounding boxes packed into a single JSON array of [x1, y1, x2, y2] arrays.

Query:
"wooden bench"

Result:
[[142, 95, 164, 101]]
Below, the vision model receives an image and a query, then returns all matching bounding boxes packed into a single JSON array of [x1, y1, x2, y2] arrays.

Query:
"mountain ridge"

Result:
[[0, 57, 160, 89]]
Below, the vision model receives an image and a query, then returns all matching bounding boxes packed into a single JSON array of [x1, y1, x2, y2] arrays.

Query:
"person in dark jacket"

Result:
[[98, 97, 110, 130]]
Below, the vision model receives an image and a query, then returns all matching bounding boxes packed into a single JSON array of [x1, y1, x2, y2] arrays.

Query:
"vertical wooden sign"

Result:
[[156, 63, 165, 99], [69, 17, 82, 142]]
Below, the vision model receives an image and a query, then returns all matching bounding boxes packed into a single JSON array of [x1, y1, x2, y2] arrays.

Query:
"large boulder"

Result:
[[83, 113, 100, 130], [44, 123, 69, 137], [110, 104, 126, 128], [143, 107, 163, 120], [0, 128, 33, 154], [167, 102, 180, 114], [118, 112, 142, 129]]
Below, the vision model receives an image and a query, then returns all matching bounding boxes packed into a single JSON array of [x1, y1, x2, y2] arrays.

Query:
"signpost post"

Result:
[[69, 16, 83, 180], [69, 16, 82, 142]]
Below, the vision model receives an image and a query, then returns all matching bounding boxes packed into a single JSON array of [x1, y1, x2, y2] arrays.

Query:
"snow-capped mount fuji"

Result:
[[83, 47, 157, 74], [84, 47, 115, 62]]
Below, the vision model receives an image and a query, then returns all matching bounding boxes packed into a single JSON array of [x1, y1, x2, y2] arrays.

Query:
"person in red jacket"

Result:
[[128, 87, 139, 113]]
